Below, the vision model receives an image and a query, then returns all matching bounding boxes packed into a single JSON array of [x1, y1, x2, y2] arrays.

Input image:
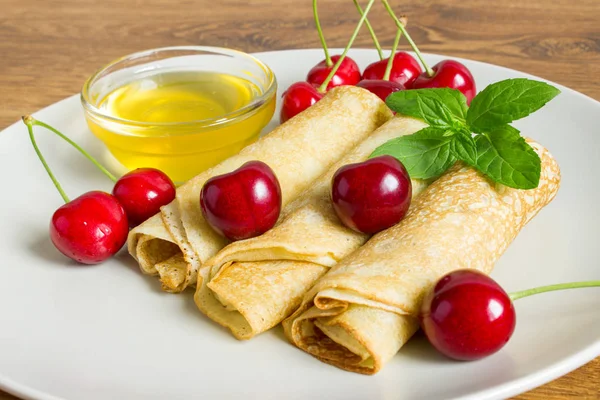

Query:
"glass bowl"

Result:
[[81, 46, 277, 183]]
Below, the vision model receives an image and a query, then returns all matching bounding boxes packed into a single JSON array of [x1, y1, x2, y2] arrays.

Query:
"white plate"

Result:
[[1, 49, 599, 400]]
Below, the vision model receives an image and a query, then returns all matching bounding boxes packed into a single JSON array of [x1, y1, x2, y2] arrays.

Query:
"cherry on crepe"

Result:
[[420, 270, 516, 361], [279, 82, 323, 123], [200, 161, 282, 241], [306, 55, 361, 90], [112, 168, 176, 227], [331, 155, 412, 234], [362, 52, 422, 88], [412, 60, 477, 104], [50, 191, 129, 264], [356, 79, 405, 102]]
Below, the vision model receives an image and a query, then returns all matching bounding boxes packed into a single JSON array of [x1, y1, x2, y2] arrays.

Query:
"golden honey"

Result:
[[85, 70, 276, 183]]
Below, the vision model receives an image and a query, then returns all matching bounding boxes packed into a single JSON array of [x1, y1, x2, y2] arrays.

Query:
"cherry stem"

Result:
[[383, 27, 403, 81], [353, 0, 383, 60], [313, 0, 332, 67], [22, 116, 70, 203], [25, 117, 118, 183], [318, 0, 375, 92], [509, 280, 600, 302], [381, 0, 434, 77]]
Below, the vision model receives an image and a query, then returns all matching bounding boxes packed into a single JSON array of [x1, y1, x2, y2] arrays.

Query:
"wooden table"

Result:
[[1, 0, 598, 398]]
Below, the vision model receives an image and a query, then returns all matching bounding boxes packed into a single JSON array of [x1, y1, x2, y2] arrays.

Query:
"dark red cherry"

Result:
[[200, 161, 282, 241], [362, 52, 422, 88], [280, 82, 324, 123], [412, 60, 477, 104], [331, 155, 412, 234], [420, 269, 516, 361], [306, 55, 361, 91], [112, 168, 176, 227], [356, 79, 405, 102], [50, 191, 129, 264]]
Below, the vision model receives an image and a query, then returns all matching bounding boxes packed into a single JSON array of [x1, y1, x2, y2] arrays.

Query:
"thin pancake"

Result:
[[284, 140, 561, 374]]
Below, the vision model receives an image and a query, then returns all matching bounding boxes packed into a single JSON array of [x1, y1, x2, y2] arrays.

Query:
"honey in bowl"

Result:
[[82, 47, 277, 183], [99, 71, 261, 124]]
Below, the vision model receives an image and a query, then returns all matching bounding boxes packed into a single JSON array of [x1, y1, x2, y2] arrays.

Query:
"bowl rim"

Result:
[[80, 45, 277, 129]]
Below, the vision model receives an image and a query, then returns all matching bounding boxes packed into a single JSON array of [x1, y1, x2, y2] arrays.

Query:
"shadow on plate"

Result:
[[398, 331, 453, 364], [27, 233, 82, 266]]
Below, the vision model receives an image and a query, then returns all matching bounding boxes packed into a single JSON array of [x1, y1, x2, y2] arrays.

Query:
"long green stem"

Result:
[[27, 117, 117, 182], [509, 280, 600, 301], [313, 0, 332, 66], [383, 27, 403, 81], [353, 0, 383, 60], [318, 0, 375, 92], [381, 0, 434, 76], [23, 116, 70, 203]]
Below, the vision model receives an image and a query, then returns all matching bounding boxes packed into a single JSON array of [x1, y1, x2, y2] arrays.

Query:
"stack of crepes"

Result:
[[127, 86, 392, 292], [283, 140, 561, 374], [196, 116, 430, 339]]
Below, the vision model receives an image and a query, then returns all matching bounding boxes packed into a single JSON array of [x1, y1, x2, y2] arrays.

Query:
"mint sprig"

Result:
[[371, 78, 560, 189], [467, 79, 560, 133], [475, 125, 541, 189], [370, 127, 456, 179], [385, 88, 467, 129]]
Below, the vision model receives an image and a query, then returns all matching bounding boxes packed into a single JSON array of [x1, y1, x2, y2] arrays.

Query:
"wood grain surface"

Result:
[[1, 0, 599, 398]]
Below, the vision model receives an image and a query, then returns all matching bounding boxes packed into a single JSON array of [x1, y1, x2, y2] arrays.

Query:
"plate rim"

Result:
[[1, 48, 599, 400]]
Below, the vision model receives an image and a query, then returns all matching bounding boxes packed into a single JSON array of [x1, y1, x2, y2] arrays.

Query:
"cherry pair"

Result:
[[24, 117, 176, 265], [52, 167, 175, 265]]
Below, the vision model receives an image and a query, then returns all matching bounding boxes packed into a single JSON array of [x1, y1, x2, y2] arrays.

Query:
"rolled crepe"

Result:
[[196, 116, 430, 339], [127, 86, 392, 292], [283, 140, 561, 374]]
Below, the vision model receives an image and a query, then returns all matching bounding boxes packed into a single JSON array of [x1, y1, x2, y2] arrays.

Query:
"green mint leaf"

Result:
[[451, 130, 477, 166], [474, 125, 541, 189], [386, 89, 468, 128], [370, 127, 457, 179], [467, 78, 560, 133]]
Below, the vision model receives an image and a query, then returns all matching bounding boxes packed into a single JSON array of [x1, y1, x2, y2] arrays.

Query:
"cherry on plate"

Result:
[[200, 161, 282, 241], [362, 52, 422, 88], [331, 155, 412, 234], [420, 269, 516, 361], [50, 191, 129, 264], [280, 82, 324, 123], [412, 60, 477, 104], [306, 55, 361, 90], [112, 168, 176, 227]]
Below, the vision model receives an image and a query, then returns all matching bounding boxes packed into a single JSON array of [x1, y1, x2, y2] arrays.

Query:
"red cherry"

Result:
[[279, 82, 324, 123], [331, 155, 412, 234], [112, 168, 176, 227], [356, 79, 405, 102], [412, 60, 477, 104], [420, 269, 516, 361], [50, 191, 129, 264], [306, 55, 361, 91], [200, 161, 282, 241], [362, 52, 422, 88]]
